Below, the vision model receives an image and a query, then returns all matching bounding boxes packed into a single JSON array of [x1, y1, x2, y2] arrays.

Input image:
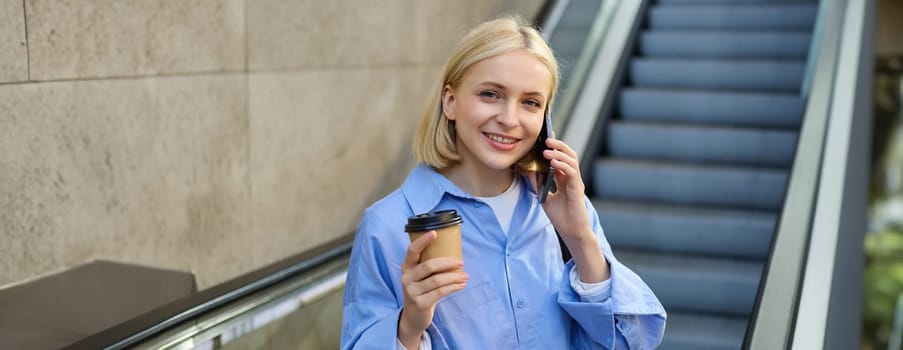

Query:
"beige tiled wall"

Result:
[[0, 0, 27, 82], [0, 1, 542, 290], [247, 67, 437, 268], [0, 75, 253, 288], [247, 0, 418, 69], [25, 0, 245, 80]]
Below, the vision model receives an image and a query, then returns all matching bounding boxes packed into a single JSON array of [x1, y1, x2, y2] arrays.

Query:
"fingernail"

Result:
[[456, 260, 464, 266]]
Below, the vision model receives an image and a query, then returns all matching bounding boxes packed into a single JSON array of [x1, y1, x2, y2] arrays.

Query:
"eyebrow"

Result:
[[478, 81, 545, 98]]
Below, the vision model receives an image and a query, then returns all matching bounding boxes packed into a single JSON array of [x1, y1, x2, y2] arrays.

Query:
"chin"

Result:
[[480, 155, 523, 171]]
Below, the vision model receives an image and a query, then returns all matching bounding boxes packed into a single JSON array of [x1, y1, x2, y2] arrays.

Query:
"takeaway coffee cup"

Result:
[[405, 210, 463, 270]]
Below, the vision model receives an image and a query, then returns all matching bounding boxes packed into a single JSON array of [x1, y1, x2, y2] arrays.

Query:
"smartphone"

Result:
[[531, 112, 557, 203]]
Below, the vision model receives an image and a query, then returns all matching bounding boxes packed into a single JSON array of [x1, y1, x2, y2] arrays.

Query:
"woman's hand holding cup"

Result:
[[398, 231, 468, 348]]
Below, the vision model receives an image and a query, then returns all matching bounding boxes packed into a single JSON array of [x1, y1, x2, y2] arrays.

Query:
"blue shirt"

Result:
[[341, 164, 666, 349]]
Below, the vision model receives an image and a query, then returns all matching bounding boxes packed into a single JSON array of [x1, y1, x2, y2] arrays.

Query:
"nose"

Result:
[[496, 101, 519, 127]]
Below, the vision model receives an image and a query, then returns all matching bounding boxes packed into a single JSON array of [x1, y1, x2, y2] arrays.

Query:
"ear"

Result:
[[441, 84, 456, 121]]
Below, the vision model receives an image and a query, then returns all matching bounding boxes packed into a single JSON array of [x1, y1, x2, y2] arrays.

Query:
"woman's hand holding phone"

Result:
[[540, 137, 611, 283], [398, 231, 468, 349], [539, 137, 591, 242]]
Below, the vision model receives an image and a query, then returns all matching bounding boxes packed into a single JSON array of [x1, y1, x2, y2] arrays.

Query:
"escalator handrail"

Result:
[[537, 0, 569, 37], [559, 0, 648, 178], [745, 0, 873, 348], [64, 233, 354, 350], [744, 0, 842, 347], [801, 0, 829, 98], [552, 0, 621, 136], [788, 0, 873, 347]]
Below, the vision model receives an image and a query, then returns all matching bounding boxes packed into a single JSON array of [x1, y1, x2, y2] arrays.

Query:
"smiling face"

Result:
[[442, 50, 553, 175]]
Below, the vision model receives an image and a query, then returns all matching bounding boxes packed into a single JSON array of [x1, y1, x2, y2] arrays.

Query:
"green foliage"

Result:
[[863, 228, 903, 349]]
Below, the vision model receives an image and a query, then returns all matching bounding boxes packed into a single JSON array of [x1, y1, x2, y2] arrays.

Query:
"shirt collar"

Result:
[[401, 164, 537, 215], [400, 164, 465, 215]]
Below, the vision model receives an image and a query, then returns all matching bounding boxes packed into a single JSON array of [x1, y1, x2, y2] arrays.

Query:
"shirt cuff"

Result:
[[396, 331, 432, 350], [570, 265, 612, 303]]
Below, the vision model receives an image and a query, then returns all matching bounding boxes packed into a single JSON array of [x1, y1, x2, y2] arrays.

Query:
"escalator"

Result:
[[548, 0, 603, 93], [586, 0, 815, 348], [47, 0, 873, 349]]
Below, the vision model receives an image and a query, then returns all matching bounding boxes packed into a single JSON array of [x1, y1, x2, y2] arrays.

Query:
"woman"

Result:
[[341, 16, 665, 349]]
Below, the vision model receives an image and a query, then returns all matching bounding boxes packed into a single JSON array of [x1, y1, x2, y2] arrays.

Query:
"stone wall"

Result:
[[0, 0, 542, 290]]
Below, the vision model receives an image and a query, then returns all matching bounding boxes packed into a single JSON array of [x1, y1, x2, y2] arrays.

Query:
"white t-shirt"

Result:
[[474, 178, 522, 235]]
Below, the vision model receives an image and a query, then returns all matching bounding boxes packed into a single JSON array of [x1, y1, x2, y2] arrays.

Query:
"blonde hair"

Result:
[[413, 16, 560, 169]]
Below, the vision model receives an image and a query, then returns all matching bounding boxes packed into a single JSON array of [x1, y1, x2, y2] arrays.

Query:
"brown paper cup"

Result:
[[405, 210, 463, 271]]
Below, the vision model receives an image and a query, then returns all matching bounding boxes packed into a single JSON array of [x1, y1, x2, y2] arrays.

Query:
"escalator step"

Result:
[[607, 120, 798, 166], [640, 30, 811, 59], [593, 158, 788, 210], [619, 88, 804, 128], [659, 312, 747, 350], [594, 199, 776, 258], [616, 250, 762, 316], [630, 58, 805, 92], [648, 4, 817, 31]]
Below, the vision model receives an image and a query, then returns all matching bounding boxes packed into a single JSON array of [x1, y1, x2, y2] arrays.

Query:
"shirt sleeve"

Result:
[[556, 197, 668, 350], [340, 210, 409, 350], [570, 265, 612, 302]]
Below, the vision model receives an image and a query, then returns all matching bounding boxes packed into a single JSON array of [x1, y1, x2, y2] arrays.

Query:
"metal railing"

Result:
[[64, 234, 354, 350], [551, 0, 620, 135], [746, 0, 875, 348], [791, 0, 873, 347], [135, 257, 349, 349], [559, 0, 648, 178]]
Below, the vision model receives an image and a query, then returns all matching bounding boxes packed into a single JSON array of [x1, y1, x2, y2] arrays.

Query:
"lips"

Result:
[[485, 132, 516, 144], [483, 132, 520, 151]]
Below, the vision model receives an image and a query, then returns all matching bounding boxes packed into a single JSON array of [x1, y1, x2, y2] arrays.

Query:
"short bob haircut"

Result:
[[413, 16, 560, 170]]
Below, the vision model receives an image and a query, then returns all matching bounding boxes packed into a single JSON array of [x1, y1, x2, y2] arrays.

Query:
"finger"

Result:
[[410, 257, 462, 282], [409, 271, 469, 296], [551, 158, 583, 184], [421, 282, 468, 305], [403, 231, 436, 268], [404, 257, 461, 285], [546, 138, 578, 159], [544, 149, 579, 173]]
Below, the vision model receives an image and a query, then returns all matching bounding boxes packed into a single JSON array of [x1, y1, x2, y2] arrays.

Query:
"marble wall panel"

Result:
[[248, 66, 436, 267], [0, 0, 27, 82], [25, 0, 244, 80], [0, 75, 251, 289], [247, 0, 415, 70]]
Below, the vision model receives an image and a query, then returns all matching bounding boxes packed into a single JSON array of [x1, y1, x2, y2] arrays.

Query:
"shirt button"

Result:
[[516, 299, 526, 308], [617, 319, 632, 333]]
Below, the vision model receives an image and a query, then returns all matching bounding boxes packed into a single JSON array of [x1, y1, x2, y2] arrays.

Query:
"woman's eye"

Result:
[[479, 91, 500, 99], [525, 100, 542, 108]]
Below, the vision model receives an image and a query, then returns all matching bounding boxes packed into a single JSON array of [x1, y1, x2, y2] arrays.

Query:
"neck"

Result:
[[440, 162, 514, 197]]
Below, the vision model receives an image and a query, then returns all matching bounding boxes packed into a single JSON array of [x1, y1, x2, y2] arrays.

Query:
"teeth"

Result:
[[486, 133, 515, 144]]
